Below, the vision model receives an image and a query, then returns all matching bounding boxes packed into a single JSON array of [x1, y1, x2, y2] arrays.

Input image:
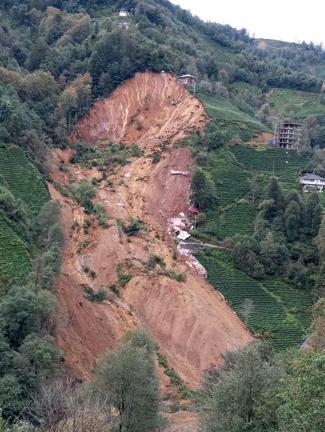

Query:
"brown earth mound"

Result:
[[70, 71, 208, 149], [51, 72, 253, 390], [247, 131, 274, 146]]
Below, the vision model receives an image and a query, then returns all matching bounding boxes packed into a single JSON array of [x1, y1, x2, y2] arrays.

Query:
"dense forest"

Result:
[[0, 0, 324, 431]]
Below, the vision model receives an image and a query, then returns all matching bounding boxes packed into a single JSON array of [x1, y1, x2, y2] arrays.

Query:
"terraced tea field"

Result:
[[0, 213, 30, 283], [199, 93, 269, 141], [195, 145, 309, 240], [0, 144, 49, 214], [200, 200, 255, 240], [231, 144, 308, 191], [199, 249, 312, 349], [268, 88, 325, 119], [0, 144, 49, 283]]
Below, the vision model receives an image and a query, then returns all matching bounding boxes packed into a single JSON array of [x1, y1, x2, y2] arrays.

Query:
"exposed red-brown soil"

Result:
[[70, 71, 208, 149], [51, 72, 253, 391], [247, 131, 274, 146], [165, 410, 198, 432]]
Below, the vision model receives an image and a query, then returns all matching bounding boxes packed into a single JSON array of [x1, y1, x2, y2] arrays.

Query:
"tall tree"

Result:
[[305, 193, 322, 237], [92, 328, 161, 432], [191, 168, 218, 210], [316, 214, 325, 261], [266, 176, 285, 218], [277, 350, 325, 432], [285, 201, 300, 242], [198, 342, 284, 432]]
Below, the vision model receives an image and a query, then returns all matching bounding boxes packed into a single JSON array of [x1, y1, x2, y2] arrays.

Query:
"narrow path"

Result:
[[179, 240, 230, 250]]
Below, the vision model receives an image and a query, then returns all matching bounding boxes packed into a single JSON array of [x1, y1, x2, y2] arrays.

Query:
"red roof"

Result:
[[189, 205, 200, 214]]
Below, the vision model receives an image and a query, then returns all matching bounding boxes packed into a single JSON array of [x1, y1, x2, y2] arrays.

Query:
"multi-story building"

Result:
[[274, 120, 302, 149]]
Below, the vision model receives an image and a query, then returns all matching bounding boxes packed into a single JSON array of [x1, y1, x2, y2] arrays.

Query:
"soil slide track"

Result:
[[71, 72, 208, 149], [52, 72, 253, 389]]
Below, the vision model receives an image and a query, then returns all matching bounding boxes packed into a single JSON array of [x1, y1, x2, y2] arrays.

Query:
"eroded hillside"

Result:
[[71, 72, 207, 149], [51, 72, 253, 389]]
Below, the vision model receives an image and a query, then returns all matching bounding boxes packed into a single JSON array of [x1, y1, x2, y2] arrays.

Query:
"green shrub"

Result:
[[163, 270, 187, 282], [152, 152, 161, 164], [83, 219, 91, 228], [84, 287, 108, 303], [94, 203, 107, 226], [157, 352, 190, 398], [111, 284, 120, 296], [118, 272, 132, 287], [123, 218, 144, 236], [147, 254, 166, 269], [69, 179, 96, 209]]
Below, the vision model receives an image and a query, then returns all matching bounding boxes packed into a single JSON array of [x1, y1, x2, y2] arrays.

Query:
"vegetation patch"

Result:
[[83, 285, 108, 303], [268, 88, 325, 119], [0, 213, 31, 282], [157, 351, 191, 399], [198, 249, 311, 349], [0, 145, 49, 214], [70, 142, 143, 169]]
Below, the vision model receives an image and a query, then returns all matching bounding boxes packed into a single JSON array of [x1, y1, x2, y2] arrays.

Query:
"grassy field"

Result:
[[198, 93, 269, 141], [0, 144, 49, 214], [199, 249, 313, 349], [267, 88, 325, 119]]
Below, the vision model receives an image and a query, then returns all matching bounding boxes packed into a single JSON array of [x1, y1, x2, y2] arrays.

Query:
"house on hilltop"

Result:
[[119, 9, 130, 17], [178, 74, 197, 85], [274, 120, 302, 149], [299, 173, 325, 192]]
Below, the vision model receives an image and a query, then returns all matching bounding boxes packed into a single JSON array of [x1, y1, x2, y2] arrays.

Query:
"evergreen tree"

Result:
[[285, 201, 300, 242], [266, 176, 285, 217], [191, 168, 218, 210], [232, 237, 265, 279], [259, 231, 288, 275], [305, 193, 322, 237], [0, 287, 55, 348], [316, 214, 325, 261]]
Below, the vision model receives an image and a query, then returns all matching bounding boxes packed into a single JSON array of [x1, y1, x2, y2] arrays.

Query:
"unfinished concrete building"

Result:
[[274, 120, 302, 149]]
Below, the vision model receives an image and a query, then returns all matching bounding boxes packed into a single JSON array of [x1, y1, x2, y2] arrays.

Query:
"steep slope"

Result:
[[71, 72, 207, 149], [51, 72, 253, 387]]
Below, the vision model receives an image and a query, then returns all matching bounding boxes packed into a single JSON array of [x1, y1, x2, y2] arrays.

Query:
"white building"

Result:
[[177, 74, 197, 85], [119, 9, 129, 17], [177, 230, 191, 241], [299, 173, 325, 192]]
